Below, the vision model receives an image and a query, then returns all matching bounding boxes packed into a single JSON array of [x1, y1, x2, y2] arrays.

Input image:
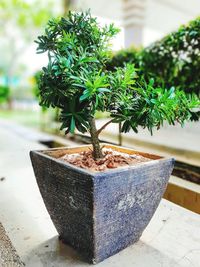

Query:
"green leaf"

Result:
[[79, 92, 90, 101], [149, 78, 154, 87], [97, 88, 111, 93], [80, 57, 99, 63]]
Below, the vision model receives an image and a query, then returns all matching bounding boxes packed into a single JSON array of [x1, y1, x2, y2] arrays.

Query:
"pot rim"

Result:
[[30, 143, 175, 176]]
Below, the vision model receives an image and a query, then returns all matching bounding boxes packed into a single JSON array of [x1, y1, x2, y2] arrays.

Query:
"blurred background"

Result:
[[0, 0, 200, 213]]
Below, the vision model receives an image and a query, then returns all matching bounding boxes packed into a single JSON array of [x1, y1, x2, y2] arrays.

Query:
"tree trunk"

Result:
[[89, 117, 103, 160], [118, 122, 122, 146]]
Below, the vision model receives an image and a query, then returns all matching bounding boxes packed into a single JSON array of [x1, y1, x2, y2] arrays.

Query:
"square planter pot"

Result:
[[30, 144, 174, 264]]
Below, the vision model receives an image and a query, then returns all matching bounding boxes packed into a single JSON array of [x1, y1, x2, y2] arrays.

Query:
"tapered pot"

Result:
[[30, 144, 174, 264]]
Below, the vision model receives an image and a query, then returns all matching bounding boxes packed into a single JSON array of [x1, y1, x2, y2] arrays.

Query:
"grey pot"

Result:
[[30, 144, 174, 264]]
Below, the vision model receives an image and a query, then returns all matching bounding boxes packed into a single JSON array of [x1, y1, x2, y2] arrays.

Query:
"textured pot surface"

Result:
[[30, 144, 174, 264]]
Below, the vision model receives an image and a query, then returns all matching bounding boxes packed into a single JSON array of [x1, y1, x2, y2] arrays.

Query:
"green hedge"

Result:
[[142, 17, 200, 94], [0, 85, 10, 104], [108, 17, 200, 95], [106, 47, 140, 71]]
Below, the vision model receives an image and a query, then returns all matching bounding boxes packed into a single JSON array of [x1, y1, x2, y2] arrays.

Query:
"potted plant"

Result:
[[30, 11, 200, 264]]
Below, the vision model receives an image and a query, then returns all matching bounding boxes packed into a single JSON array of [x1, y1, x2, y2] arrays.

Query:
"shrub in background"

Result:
[[108, 17, 200, 96], [106, 47, 140, 71], [141, 17, 200, 95], [0, 85, 10, 104]]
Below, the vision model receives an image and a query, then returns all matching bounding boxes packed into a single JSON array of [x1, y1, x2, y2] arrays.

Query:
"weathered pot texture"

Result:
[[30, 144, 174, 264]]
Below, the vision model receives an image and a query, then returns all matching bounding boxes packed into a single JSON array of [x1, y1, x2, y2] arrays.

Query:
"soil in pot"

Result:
[[59, 147, 151, 172]]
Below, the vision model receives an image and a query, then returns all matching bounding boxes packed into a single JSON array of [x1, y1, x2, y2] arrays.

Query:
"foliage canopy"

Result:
[[36, 11, 200, 159]]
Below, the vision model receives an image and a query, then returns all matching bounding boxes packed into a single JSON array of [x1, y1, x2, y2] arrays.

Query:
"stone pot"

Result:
[[30, 144, 174, 264]]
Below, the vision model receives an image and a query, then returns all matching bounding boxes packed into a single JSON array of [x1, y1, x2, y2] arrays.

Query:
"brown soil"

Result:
[[59, 148, 151, 172]]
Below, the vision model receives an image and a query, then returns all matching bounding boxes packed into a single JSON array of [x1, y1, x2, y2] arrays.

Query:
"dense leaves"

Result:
[[109, 70, 199, 134], [36, 11, 200, 138], [35, 11, 120, 133]]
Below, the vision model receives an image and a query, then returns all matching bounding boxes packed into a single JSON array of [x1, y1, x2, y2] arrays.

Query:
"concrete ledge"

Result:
[[164, 176, 200, 214], [0, 223, 24, 267]]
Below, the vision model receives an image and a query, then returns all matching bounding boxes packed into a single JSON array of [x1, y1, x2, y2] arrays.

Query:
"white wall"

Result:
[[74, 0, 200, 47], [143, 0, 200, 46]]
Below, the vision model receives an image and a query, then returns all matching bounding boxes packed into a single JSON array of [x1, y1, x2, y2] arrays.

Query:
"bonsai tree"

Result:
[[35, 11, 200, 160]]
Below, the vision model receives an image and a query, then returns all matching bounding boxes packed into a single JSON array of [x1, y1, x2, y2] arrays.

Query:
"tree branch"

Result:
[[97, 118, 115, 136]]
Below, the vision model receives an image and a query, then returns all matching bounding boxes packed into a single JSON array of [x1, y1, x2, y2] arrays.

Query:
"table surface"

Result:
[[0, 120, 200, 267]]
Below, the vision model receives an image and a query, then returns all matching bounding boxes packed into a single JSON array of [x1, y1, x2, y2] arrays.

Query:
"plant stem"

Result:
[[118, 122, 122, 146], [89, 117, 103, 160], [96, 118, 115, 136]]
